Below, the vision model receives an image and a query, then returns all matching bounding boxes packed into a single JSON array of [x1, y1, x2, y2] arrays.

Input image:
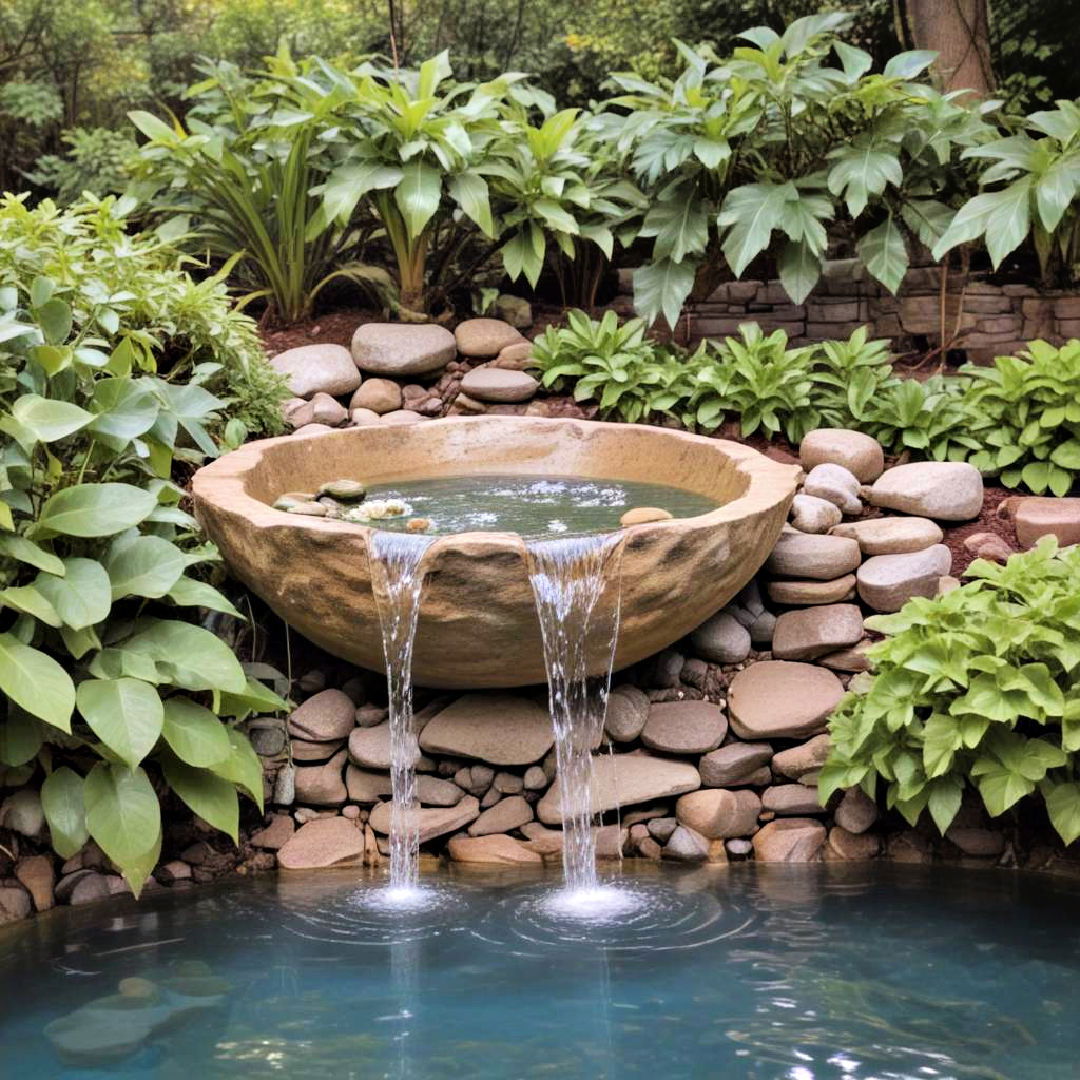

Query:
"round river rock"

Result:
[[727, 660, 844, 740]]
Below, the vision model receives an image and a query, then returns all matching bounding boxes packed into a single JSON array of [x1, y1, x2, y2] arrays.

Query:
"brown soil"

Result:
[[261, 310, 381, 354]]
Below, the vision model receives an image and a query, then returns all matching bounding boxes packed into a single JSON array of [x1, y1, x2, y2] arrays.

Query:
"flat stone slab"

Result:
[[368, 795, 480, 842], [830, 516, 943, 555], [538, 752, 700, 825], [675, 788, 760, 839], [448, 834, 541, 864], [351, 323, 456, 375], [459, 367, 539, 403], [288, 689, 355, 742], [771, 603, 864, 661], [752, 818, 826, 862], [467, 794, 533, 836], [270, 344, 361, 399], [277, 817, 366, 869], [868, 462, 983, 521], [419, 694, 554, 766], [699, 743, 773, 787], [641, 700, 728, 754], [728, 660, 843, 739], [767, 575, 856, 606], [348, 725, 391, 770]]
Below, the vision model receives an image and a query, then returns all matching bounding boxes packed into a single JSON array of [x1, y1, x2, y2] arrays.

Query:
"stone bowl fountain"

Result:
[[192, 416, 797, 688]]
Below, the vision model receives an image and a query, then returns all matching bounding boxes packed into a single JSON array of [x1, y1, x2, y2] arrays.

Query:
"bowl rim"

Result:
[[191, 415, 799, 554]]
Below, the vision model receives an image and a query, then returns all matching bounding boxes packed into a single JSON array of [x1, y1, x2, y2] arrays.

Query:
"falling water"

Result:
[[525, 533, 625, 894], [369, 530, 436, 897]]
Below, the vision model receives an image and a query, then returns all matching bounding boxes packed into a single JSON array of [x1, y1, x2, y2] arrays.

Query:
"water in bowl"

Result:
[[3, 863, 1079, 1079], [285, 474, 719, 537]]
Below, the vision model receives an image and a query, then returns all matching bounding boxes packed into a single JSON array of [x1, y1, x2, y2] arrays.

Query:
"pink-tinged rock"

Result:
[[448, 834, 542, 864], [728, 661, 843, 739], [752, 818, 826, 862], [250, 814, 295, 850], [1014, 497, 1080, 548], [277, 816, 366, 869]]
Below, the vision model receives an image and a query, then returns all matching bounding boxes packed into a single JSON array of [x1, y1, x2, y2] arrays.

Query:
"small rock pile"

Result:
[[271, 307, 543, 437]]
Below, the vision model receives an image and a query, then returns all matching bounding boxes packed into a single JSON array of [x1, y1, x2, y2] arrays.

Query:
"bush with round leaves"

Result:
[[0, 234, 286, 895], [820, 539, 1080, 846]]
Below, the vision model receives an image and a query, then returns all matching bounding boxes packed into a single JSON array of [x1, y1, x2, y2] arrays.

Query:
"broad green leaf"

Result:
[[37, 483, 156, 537], [1045, 781, 1080, 846], [36, 558, 112, 631], [0, 632, 74, 731], [640, 197, 709, 263], [35, 299, 72, 345], [210, 727, 265, 810], [857, 216, 909, 294], [448, 172, 495, 237], [124, 619, 247, 693], [40, 767, 89, 859], [0, 584, 61, 627], [89, 646, 161, 683], [76, 678, 163, 768], [161, 750, 239, 841], [933, 178, 1033, 267], [167, 576, 243, 618], [105, 535, 188, 600], [84, 762, 161, 866], [827, 148, 902, 218], [161, 696, 231, 767], [0, 710, 42, 766], [395, 159, 442, 238], [718, 183, 792, 276], [632, 258, 697, 330], [778, 239, 821, 304], [0, 535, 64, 575], [88, 379, 159, 447], [11, 395, 93, 443], [883, 50, 937, 79], [926, 775, 964, 834]]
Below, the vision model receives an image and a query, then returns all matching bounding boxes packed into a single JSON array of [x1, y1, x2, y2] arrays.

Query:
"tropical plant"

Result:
[[597, 13, 996, 325], [959, 339, 1080, 495], [128, 54, 392, 325], [934, 99, 1080, 285], [0, 193, 286, 436], [863, 375, 981, 463], [529, 309, 693, 421], [820, 539, 1080, 846], [0, 272, 286, 895]]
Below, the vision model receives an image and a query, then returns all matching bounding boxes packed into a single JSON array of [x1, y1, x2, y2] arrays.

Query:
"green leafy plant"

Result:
[[596, 14, 997, 327], [863, 375, 981, 463], [529, 309, 692, 421], [0, 193, 285, 436], [821, 539, 1080, 846], [129, 53, 392, 326], [934, 100, 1080, 285], [959, 339, 1080, 495], [26, 127, 139, 204], [0, 270, 287, 894]]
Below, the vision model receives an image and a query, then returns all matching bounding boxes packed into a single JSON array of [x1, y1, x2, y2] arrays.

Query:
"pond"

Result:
[[1, 863, 1076, 1079]]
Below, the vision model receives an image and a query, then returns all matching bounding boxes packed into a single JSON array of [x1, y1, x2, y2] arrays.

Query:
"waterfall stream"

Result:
[[525, 533, 626, 893], [369, 530, 436, 895]]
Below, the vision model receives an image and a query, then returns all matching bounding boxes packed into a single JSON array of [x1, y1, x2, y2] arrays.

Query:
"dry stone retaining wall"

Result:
[[619, 263, 1080, 361]]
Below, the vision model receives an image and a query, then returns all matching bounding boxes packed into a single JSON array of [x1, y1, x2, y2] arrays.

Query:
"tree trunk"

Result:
[[897, 0, 995, 97]]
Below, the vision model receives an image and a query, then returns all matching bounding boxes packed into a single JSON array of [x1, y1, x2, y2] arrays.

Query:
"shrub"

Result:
[[960, 339, 1080, 496], [0, 193, 286, 437], [0, 267, 286, 894], [597, 14, 995, 325], [25, 127, 138, 204], [820, 540, 1080, 846]]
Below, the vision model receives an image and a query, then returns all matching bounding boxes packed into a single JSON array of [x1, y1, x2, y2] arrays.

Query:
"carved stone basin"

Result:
[[192, 417, 797, 689]]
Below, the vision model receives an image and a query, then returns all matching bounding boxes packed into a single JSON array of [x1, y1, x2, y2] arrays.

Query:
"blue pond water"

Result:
[[2, 863, 1078, 1079]]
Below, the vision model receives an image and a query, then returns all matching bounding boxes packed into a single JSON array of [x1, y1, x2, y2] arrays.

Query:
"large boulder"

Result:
[[350, 323, 457, 376], [419, 695, 554, 765], [270, 344, 361, 399], [728, 660, 843, 739], [868, 462, 983, 521], [538, 753, 699, 824]]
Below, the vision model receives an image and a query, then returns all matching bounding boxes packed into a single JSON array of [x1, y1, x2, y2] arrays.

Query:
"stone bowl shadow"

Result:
[[192, 416, 798, 688]]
